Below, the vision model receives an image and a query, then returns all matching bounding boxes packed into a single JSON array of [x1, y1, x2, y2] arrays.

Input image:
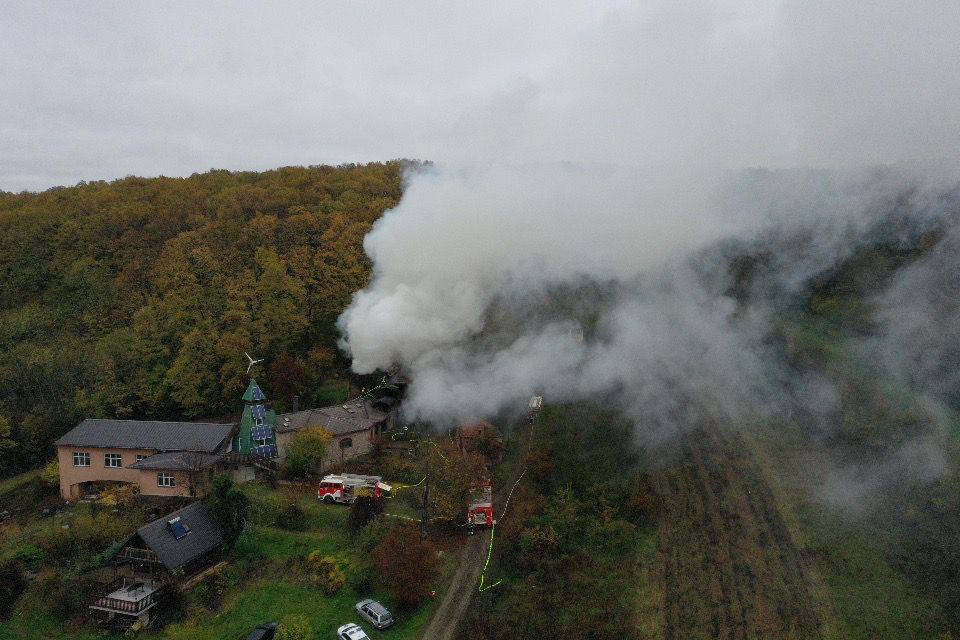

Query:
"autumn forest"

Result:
[[0, 161, 415, 477]]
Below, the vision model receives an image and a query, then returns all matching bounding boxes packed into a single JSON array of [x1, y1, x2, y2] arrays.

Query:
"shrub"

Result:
[[373, 523, 438, 609], [207, 475, 250, 544], [9, 544, 46, 568], [191, 582, 211, 606], [190, 570, 226, 611], [100, 483, 138, 507], [276, 614, 313, 640], [347, 495, 382, 534], [41, 459, 59, 486], [283, 428, 331, 479], [36, 572, 98, 619], [348, 561, 375, 596], [0, 561, 26, 621], [306, 551, 346, 595], [124, 618, 147, 637], [40, 509, 139, 561], [355, 516, 393, 554], [275, 501, 306, 531]]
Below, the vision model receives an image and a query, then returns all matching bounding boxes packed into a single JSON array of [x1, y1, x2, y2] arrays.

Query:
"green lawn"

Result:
[[164, 574, 437, 640], [0, 597, 108, 640], [0, 481, 455, 640], [161, 483, 452, 640]]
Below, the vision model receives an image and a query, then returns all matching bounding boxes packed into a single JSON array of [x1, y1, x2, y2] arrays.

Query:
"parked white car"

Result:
[[336, 623, 370, 640], [355, 599, 394, 629]]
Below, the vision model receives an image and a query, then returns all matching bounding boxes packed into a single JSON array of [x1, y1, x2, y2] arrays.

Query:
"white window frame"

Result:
[[157, 473, 175, 487], [254, 416, 264, 427], [73, 452, 90, 467], [135, 454, 147, 463], [104, 453, 122, 468]]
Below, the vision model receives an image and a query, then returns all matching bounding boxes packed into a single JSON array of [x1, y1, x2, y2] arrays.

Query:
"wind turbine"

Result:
[[245, 352, 265, 374]]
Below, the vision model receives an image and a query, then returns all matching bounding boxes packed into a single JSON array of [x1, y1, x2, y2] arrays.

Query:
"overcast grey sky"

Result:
[[2, 0, 959, 192]]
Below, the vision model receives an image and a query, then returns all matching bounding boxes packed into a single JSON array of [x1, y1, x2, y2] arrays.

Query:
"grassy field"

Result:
[[0, 478, 456, 640], [745, 421, 951, 640]]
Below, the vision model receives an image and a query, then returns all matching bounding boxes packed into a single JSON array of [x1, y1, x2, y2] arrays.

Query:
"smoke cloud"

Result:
[[340, 165, 958, 428], [334, 2, 960, 510]]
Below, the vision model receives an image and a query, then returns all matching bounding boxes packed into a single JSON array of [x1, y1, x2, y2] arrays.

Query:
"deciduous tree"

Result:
[[283, 428, 331, 478], [372, 523, 438, 609]]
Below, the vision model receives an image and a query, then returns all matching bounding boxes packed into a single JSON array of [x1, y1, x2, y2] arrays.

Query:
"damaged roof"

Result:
[[55, 419, 234, 453], [136, 501, 224, 571], [277, 400, 387, 436]]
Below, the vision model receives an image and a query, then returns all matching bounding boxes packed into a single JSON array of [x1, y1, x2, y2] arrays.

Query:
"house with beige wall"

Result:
[[55, 419, 235, 500], [275, 396, 393, 470]]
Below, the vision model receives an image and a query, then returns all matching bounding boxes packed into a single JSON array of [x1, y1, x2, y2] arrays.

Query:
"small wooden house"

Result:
[[89, 502, 224, 629]]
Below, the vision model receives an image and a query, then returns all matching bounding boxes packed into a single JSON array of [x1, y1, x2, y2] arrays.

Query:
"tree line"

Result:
[[0, 161, 418, 477]]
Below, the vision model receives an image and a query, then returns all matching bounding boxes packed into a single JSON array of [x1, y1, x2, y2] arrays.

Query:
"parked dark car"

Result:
[[247, 622, 277, 640]]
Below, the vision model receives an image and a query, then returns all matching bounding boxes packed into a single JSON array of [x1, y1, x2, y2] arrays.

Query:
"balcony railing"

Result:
[[219, 451, 278, 472], [89, 579, 162, 615], [115, 546, 163, 565]]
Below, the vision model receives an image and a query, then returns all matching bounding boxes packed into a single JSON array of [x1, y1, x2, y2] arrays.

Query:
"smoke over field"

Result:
[[339, 164, 960, 434], [335, 2, 960, 529]]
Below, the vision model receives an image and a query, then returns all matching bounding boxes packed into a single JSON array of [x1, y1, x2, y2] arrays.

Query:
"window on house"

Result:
[[255, 417, 264, 427], [73, 452, 90, 467], [135, 454, 147, 463], [157, 473, 175, 487], [105, 453, 122, 468], [339, 437, 353, 449]]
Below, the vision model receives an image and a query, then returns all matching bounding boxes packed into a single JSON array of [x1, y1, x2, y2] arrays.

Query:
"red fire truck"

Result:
[[467, 480, 494, 528], [318, 474, 391, 504]]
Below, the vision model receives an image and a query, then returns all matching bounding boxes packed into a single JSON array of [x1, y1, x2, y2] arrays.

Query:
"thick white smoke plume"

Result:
[[341, 165, 730, 375], [337, 2, 960, 494], [339, 164, 958, 433]]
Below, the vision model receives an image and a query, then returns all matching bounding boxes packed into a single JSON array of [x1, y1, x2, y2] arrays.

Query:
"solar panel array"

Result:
[[252, 444, 278, 458], [167, 518, 191, 540], [251, 425, 273, 442], [251, 404, 267, 419]]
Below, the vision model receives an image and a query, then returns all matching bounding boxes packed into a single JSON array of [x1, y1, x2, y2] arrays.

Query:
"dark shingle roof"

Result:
[[276, 400, 387, 436], [128, 451, 222, 471], [136, 502, 224, 571], [54, 419, 234, 452]]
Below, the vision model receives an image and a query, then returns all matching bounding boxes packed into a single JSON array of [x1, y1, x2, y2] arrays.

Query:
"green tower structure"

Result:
[[234, 379, 278, 458]]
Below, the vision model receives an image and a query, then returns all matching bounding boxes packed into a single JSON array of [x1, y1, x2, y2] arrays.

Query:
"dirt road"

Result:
[[420, 534, 486, 640], [656, 427, 823, 640]]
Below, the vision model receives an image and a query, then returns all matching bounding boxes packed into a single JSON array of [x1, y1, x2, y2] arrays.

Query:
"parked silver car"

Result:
[[355, 599, 394, 629], [336, 623, 370, 640]]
